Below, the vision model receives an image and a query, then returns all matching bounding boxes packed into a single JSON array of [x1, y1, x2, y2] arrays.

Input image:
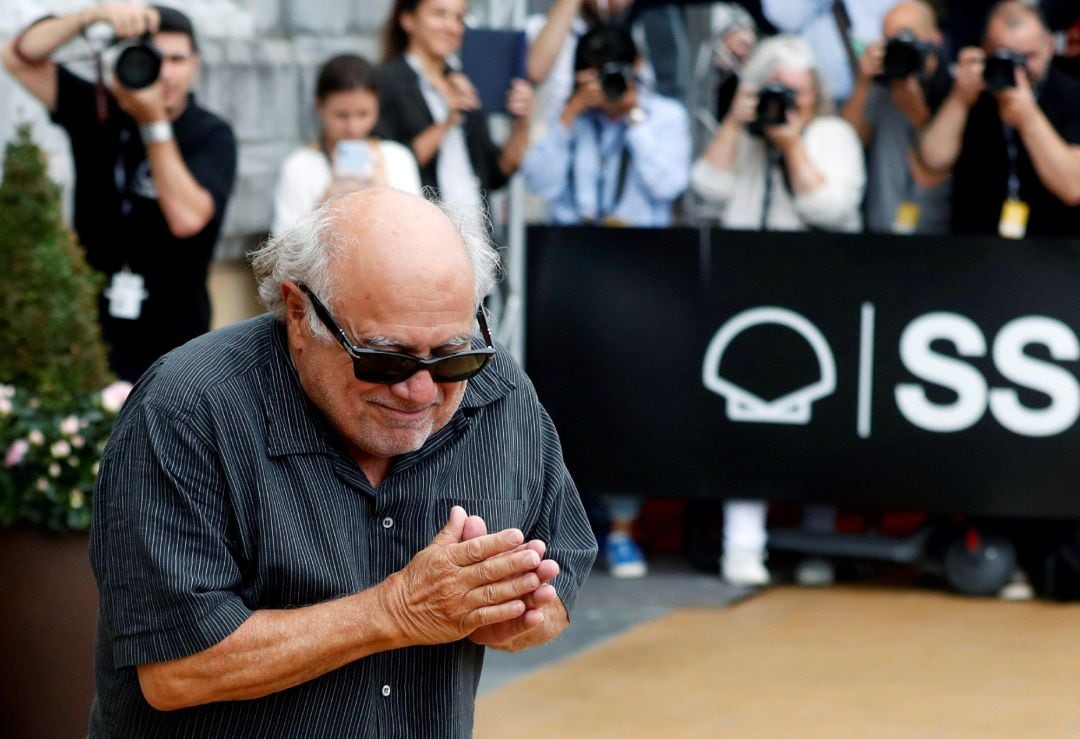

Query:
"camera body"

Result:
[[879, 30, 931, 82], [983, 48, 1025, 92], [752, 82, 797, 133], [598, 62, 634, 101], [114, 35, 163, 90]]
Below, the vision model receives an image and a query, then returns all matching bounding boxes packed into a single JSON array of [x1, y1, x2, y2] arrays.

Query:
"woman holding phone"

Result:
[[375, 0, 533, 210], [272, 54, 421, 235]]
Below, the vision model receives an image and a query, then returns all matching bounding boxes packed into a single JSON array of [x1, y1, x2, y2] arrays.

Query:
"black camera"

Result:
[[598, 62, 633, 101], [880, 30, 930, 82], [754, 82, 796, 129], [983, 48, 1025, 92], [114, 35, 163, 89]]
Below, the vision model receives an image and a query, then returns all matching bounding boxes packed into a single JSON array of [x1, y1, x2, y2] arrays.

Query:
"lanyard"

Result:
[[1003, 124, 1021, 200]]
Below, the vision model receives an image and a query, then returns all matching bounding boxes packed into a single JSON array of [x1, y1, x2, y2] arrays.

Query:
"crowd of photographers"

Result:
[[3, 0, 1080, 586]]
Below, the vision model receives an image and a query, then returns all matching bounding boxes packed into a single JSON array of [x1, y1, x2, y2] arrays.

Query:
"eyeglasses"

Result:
[[298, 284, 495, 384]]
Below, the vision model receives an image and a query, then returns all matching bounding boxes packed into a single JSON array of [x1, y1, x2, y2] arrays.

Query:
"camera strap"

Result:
[[1002, 124, 1021, 201], [760, 145, 782, 231], [569, 120, 633, 223]]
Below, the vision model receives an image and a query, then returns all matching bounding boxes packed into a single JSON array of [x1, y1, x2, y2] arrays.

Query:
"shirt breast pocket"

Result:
[[434, 498, 527, 536]]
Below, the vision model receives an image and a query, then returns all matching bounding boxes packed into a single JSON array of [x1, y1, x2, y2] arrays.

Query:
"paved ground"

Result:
[[478, 554, 751, 694]]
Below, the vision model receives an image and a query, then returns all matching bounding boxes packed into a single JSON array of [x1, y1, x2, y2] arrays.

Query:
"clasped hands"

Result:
[[377, 505, 560, 652]]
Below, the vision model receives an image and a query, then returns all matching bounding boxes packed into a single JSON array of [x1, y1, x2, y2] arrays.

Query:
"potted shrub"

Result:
[[0, 124, 130, 739]]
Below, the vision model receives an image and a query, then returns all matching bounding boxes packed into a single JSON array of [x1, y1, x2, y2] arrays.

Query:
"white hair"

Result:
[[741, 34, 833, 115], [249, 192, 501, 342]]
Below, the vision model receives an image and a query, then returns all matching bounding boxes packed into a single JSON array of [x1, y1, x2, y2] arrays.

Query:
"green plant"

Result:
[[0, 124, 123, 531]]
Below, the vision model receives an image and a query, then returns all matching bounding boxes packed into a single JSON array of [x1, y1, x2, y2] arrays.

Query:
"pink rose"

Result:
[[5, 439, 29, 468], [101, 381, 133, 414]]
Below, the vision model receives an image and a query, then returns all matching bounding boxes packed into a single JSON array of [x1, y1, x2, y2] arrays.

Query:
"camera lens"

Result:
[[115, 42, 162, 89], [599, 63, 630, 101]]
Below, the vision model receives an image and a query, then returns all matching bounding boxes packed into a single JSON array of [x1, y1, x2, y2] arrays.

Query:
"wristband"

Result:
[[139, 120, 174, 146]]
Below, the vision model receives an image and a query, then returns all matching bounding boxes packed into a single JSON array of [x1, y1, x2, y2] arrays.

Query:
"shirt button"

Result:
[[382, 517, 394, 529], [381, 685, 391, 697]]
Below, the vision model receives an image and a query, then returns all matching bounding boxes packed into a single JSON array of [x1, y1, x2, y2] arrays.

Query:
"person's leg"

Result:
[[795, 503, 836, 586], [722, 498, 769, 585], [604, 494, 647, 578]]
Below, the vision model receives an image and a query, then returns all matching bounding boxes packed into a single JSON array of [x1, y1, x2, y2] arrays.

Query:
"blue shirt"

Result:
[[522, 89, 691, 227]]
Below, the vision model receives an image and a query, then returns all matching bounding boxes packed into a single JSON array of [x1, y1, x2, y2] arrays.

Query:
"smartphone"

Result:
[[334, 140, 373, 178]]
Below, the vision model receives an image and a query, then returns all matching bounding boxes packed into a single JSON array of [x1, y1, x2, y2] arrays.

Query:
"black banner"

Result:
[[526, 226, 1080, 518]]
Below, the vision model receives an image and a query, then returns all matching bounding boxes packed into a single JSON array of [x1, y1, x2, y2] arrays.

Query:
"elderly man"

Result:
[[89, 188, 597, 736], [916, 0, 1080, 237]]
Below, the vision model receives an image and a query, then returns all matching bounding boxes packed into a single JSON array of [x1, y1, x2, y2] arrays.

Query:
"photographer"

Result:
[[0, 3, 237, 382], [916, 0, 1080, 237], [841, 1, 952, 234], [521, 23, 690, 228], [690, 34, 865, 232]]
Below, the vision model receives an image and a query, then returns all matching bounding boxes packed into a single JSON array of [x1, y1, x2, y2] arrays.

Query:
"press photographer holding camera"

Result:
[[916, 0, 1080, 238], [841, 1, 952, 234], [521, 22, 690, 228], [690, 34, 865, 233], [1, 3, 237, 382]]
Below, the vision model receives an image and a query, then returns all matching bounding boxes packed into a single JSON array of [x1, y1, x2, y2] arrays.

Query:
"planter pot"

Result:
[[0, 526, 97, 739]]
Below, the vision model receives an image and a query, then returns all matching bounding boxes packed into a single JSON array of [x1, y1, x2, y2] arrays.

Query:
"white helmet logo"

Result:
[[702, 307, 837, 425]]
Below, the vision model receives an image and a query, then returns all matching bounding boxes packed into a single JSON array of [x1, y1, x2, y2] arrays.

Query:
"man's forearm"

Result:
[[1018, 111, 1080, 206], [146, 140, 216, 238], [137, 587, 400, 711], [2, 10, 91, 65], [840, 78, 874, 146], [918, 92, 971, 173]]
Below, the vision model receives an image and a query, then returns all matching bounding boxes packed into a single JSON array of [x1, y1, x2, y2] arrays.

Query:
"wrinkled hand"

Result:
[[951, 46, 986, 107], [858, 40, 885, 82], [996, 65, 1039, 130], [87, 2, 159, 38], [112, 79, 167, 124], [376, 506, 544, 646], [459, 514, 561, 649], [723, 81, 758, 128], [505, 78, 534, 118]]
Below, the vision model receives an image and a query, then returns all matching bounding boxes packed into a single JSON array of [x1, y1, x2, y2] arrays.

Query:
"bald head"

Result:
[[983, 0, 1053, 83], [253, 188, 499, 336], [883, 1, 938, 41]]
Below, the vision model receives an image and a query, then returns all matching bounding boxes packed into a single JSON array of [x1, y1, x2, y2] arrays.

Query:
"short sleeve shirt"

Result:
[[51, 66, 238, 381], [89, 315, 598, 738]]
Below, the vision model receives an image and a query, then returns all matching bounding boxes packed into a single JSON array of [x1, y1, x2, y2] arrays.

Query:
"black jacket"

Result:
[[374, 55, 509, 197]]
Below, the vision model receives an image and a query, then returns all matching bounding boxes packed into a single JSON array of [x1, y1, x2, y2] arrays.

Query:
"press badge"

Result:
[[105, 269, 149, 320], [999, 198, 1029, 239], [892, 201, 920, 235]]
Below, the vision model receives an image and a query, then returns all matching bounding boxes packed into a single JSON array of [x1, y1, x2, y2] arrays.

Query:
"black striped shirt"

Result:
[[89, 314, 597, 737]]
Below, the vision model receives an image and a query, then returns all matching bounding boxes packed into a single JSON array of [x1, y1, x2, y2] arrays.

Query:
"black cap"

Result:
[[153, 4, 198, 52]]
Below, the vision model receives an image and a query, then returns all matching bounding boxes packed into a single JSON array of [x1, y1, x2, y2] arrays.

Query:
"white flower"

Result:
[[59, 415, 80, 436], [48, 463, 61, 477], [36, 478, 49, 492], [0, 384, 14, 399], [101, 381, 133, 414], [92, 461, 100, 476], [70, 490, 86, 509], [50, 440, 71, 459], [72, 435, 85, 448], [28, 429, 45, 446], [5, 439, 29, 468], [0, 396, 11, 416]]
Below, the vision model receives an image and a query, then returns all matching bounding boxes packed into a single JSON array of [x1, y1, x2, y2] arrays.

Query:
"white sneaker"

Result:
[[722, 550, 770, 586], [795, 558, 835, 587], [998, 570, 1035, 601]]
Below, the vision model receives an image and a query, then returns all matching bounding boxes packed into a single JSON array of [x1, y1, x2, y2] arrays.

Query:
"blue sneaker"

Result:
[[605, 535, 647, 578]]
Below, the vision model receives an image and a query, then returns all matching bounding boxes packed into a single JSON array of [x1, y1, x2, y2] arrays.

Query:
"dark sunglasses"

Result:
[[299, 284, 495, 384]]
